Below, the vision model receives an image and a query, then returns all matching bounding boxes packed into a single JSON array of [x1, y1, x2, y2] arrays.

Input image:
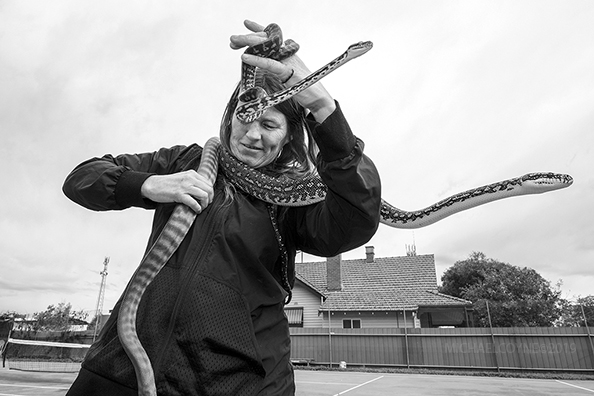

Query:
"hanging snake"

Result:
[[234, 23, 373, 124], [117, 23, 574, 396]]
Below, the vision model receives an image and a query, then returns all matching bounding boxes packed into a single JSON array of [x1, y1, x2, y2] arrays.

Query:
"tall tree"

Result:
[[34, 302, 88, 331], [557, 295, 594, 327], [439, 252, 562, 327]]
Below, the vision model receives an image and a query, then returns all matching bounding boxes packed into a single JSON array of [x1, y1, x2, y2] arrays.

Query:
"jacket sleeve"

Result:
[[62, 144, 199, 211], [286, 102, 382, 257]]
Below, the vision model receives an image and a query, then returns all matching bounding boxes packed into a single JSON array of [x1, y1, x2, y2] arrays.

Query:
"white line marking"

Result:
[[299, 381, 361, 386], [332, 376, 384, 395], [0, 382, 68, 390], [556, 380, 594, 393]]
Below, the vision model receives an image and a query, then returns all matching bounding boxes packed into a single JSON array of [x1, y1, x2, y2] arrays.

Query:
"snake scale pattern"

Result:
[[116, 24, 574, 396], [234, 23, 373, 124], [117, 138, 220, 396], [218, 145, 573, 228]]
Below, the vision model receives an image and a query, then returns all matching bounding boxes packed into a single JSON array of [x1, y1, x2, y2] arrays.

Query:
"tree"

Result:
[[439, 252, 562, 327], [556, 295, 594, 327], [34, 302, 88, 332]]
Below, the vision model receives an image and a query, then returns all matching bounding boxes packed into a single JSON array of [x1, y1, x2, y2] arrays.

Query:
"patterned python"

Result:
[[235, 23, 373, 124], [218, 145, 574, 228], [117, 24, 574, 396]]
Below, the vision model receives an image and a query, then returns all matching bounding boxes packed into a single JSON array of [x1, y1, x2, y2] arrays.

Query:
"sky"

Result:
[[1, 0, 593, 316]]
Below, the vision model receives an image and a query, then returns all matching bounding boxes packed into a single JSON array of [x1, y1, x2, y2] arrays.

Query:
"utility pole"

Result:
[[92, 257, 109, 342]]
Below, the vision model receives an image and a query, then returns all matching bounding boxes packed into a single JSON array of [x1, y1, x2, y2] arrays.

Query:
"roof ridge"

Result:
[[296, 254, 468, 311]]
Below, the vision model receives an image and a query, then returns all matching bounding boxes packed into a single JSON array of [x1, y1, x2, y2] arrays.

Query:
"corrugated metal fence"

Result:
[[289, 327, 594, 372]]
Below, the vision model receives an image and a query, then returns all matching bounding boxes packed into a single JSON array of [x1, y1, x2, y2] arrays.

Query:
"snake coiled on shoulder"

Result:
[[116, 23, 573, 396]]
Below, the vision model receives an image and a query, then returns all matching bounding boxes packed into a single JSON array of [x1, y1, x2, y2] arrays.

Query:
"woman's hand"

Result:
[[230, 20, 336, 123], [140, 170, 214, 214]]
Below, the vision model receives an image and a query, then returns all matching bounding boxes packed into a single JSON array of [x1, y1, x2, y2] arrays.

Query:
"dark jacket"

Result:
[[63, 103, 381, 395]]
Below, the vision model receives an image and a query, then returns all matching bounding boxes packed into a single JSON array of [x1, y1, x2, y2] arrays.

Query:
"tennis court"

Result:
[[1, 366, 594, 395]]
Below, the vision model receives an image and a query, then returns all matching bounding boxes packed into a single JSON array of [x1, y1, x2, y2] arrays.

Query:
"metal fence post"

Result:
[[580, 304, 594, 371], [328, 307, 333, 368], [404, 307, 410, 368], [485, 300, 500, 373]]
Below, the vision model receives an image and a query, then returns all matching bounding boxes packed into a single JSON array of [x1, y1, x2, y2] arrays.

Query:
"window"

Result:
[[284, 307, 304, 327], [342, 319, 361, 329]]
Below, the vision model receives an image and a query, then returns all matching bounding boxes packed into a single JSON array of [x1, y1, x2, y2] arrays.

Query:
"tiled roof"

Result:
[[295, 254, 471, 311]]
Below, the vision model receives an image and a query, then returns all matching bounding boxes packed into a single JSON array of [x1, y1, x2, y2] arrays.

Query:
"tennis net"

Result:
[[2, 338, 90, 372]]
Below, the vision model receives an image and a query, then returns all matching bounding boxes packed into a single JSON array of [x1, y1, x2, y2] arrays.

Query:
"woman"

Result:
[[63, 20, 381, 396]]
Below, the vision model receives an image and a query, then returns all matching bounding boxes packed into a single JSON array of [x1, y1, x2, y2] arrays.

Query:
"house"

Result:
[[10, 315, 89, 332], [285, 246, 473, 329], [67, 318, 89, 332], [89, 313, 112, 333], [11, 316, 36, 332]]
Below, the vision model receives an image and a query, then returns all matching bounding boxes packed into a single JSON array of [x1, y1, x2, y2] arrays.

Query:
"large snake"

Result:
[[117, 24, 574, 396], [234, 23, 373, 124], [117, 138, 220, 396]]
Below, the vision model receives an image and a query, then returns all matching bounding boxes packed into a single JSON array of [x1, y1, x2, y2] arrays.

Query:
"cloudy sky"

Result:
[[1, 0, 592, 316]]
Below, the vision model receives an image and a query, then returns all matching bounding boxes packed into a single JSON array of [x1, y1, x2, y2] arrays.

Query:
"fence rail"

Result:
[[289, 327, 594, 372]]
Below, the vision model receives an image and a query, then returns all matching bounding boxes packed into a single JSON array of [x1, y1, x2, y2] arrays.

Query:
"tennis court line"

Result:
[[299, 381, 362, 386], [332, 375, 384, 395], [555, 380, 594, 393]]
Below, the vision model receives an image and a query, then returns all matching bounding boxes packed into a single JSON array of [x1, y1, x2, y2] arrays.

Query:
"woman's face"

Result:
[[229, 107, 289, 169]]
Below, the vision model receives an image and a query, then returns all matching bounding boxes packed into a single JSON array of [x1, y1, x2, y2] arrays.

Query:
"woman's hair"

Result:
[[219, 71, 318, 179]]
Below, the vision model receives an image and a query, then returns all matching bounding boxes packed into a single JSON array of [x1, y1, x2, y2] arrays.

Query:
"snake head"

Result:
[[346, 41, 374, 60], [520, 172, 574, 193], [238, 87, 268, 103]]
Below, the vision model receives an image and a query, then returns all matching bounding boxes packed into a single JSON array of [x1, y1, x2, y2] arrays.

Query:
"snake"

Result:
[[116, 23, 574, 396], [217, 146, 574, 228], [116, 138, 220, 396], [234, 23, 373, 124]]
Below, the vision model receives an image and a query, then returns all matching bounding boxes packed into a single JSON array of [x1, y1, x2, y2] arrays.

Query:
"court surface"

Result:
[[1, 366, 594, 395]]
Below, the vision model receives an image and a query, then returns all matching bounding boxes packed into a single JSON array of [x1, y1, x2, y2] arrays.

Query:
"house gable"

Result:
[[291, 248, 472, 328], [287, 280, 322, 327]]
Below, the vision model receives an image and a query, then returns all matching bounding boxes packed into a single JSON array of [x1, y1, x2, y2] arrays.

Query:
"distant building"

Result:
[[286, 246, 473, 328], [97, 313, 111, 331], [11, 315, 89, 332], [67, 318, 89, 332], [12, 316, 36, 331]]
